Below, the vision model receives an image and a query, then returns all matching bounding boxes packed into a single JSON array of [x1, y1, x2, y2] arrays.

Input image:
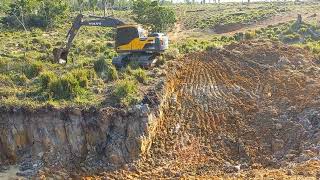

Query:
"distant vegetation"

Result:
[[175, 3, 290, 30], [1, 0, 69, 29], [240, 19, 320, 54]]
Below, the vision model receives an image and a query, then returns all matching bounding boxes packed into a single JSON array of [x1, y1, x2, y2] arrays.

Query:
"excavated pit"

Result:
[[1, 40, 320, 179], [101, 40, 320, 179]]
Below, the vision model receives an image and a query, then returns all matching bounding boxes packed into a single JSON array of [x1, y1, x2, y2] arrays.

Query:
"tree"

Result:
[[77, 0, 84, 12], [89, 0, 98, 14], [132, 0, 176, 32], [38, 0, 69, 26], [4, 0, 36, 30], [102, 0, 107, 16], [0, 0, 11, 14], [2, 0, 69, 28]]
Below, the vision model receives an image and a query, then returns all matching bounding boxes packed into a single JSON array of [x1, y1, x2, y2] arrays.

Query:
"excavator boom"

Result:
[[53, 14, 125, 63]]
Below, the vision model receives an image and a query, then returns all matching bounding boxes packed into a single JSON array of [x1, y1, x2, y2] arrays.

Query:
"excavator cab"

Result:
[[114, 25, 168, 53], [112, 25, 169, 67]]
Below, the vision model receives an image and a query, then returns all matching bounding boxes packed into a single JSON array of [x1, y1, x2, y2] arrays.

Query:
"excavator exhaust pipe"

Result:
[[53, 48, 69, 64]]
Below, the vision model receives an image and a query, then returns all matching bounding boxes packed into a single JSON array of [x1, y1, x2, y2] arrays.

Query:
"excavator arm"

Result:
[[53, 14, 125, 63]]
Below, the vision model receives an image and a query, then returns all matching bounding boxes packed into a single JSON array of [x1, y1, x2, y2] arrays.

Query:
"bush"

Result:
[[112, 79, 140, 107], [163, 48, 179, 60], [132, 68, 148, 84], [155, 56, 166, 66], [123, 65, 133, 75], [49, 73, 84, 100], [298, 27, 308, 34], [0, 59, 8, 72], [94, 57, 118, 81], [11, 74, 28, 86], [23, 62, 43, 79], [39, 71, 57, 89], [244, 31, 256, 40], [233, 32, 244, 41], [132, 0, 176, 32], [282, 33, 300, 43], [94, 57, 108, 74], [106, 66, 118, 81], [255, 29, 262, 34], [2, 0, 68, 28], [70, 69, 97, 88], [0, 74, 14, 86], [178, 40, 200, 54]]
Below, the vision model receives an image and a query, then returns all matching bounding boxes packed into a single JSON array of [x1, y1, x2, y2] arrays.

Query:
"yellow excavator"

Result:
[[53, 14, 169, 67]]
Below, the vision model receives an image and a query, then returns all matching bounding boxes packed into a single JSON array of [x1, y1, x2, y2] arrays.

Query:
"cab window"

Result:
[[115, 27, 139, 47]]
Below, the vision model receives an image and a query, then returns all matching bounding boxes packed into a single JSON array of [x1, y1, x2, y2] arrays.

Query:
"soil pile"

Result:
[[101, 40, 320, 179]]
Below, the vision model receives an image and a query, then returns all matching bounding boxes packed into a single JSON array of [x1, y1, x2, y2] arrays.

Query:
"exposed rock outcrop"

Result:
[[0, 105, 159, 172]]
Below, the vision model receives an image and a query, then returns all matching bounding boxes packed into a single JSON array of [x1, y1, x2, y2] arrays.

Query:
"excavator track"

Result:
[[112, 53, 159, 68]]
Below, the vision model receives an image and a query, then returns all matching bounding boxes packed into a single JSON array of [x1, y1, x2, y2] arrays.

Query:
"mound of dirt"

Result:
[[63, 40, 320, 178]]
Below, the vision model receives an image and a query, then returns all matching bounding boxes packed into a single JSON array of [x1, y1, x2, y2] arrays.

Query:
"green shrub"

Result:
[[283, 29, 294, 35], [155, 56, 166, 66], [70, 69, 96, 88], [2, 0, 69, 29], [49, 73, 84, 100], [112, 79, 140, 107], [273, 27, 279, 32], [11, 74, 28, 86], [94, 57, 108, 74], [220, 36, 229, 41], [163, 48, 179, 60], [106, 51, 118, 59], [298, 27, 308, 34], [244, 31, 256, 40], [0, 59, 8, 72], [39, 71, 57, 89], [106, 66, 118, 81], [123, 65, 133, 75], [275, 29, 282, 35], [0, 74, 14, 86], [234, 32, 244, 41], [94, 57, 118, 81], [132, 68, 148, 84], [282, 33, 300, 43], [23, 62, 43, 79]]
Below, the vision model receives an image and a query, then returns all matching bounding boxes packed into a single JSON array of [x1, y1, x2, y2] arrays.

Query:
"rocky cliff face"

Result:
[[0, 105, 160, 176]]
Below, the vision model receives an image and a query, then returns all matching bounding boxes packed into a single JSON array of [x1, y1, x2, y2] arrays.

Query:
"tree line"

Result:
[[0, 0, 176, 32]]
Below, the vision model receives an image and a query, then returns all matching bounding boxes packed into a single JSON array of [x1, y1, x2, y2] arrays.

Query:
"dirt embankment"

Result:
[[101, 40, 320, 179], [0, 105, 161, 178]]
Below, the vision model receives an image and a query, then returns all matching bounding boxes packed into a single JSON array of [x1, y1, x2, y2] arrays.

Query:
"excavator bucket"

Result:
[[53, 48, 69, 64]]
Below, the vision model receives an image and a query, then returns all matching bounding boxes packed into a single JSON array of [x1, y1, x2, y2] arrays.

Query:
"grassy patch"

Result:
[[112, 79, 141, 107], [132, 68, 149, 84], [23, 62, 44, 79], [94, 56, 118, 81]]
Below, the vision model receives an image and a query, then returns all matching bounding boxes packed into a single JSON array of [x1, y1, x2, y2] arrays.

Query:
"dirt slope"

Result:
[[96, 40, 320, 179]]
